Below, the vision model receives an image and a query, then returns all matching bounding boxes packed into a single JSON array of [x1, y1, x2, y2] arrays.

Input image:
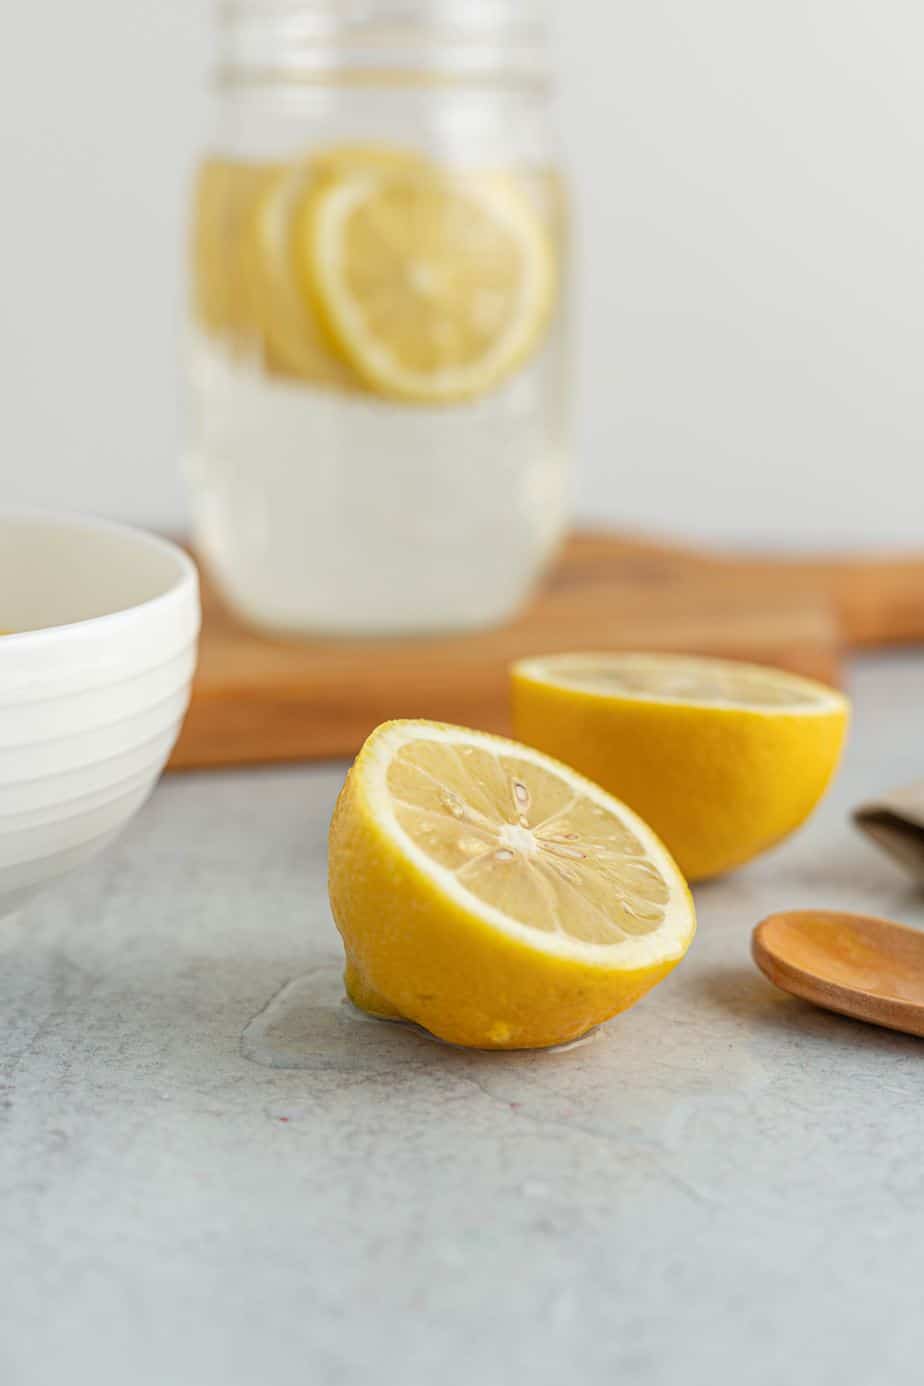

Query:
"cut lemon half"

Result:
[[298, 167, 557, 403], [328, 720, 694, 1050], [512, 653, 850, 883]]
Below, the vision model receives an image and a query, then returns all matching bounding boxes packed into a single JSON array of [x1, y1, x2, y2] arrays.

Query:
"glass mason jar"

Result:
[[187, 1, 570, 636]]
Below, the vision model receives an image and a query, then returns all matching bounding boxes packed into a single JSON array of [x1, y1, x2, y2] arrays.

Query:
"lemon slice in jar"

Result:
[[190, 157, 281, 340], [241, 164, 355, 387], [296, 164, 557, 404], [241, 145, 424, 385]]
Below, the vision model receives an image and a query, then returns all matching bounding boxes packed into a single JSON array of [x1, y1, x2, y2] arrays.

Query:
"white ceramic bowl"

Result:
[[0, 512, 200, 921]]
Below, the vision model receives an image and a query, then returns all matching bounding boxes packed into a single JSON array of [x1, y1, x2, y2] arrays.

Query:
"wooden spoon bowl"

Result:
[[752, 909, 924, 1038]]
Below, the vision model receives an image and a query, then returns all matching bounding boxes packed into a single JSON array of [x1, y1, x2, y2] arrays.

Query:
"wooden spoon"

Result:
[[752, 909, 924, 1038]]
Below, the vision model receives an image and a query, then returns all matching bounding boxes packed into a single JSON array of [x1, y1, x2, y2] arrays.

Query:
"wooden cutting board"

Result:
[[168, 531, 924, 770]]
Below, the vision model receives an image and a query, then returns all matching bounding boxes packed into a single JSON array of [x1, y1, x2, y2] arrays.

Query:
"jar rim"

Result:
[[217, 0, 551, 85]]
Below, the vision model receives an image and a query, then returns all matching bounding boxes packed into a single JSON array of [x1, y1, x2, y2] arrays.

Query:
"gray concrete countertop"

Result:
[[2, 653, 923, 1386]]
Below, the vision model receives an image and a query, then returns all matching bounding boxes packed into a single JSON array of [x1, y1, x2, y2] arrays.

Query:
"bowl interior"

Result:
[[0, 514, 192, 634]]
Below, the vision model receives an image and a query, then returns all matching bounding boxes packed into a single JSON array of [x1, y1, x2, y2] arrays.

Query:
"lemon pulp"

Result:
[[387, 734, 675, 945]]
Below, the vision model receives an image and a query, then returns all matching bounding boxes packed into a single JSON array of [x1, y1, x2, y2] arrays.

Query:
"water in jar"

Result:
[[186, 13, 569, 636]]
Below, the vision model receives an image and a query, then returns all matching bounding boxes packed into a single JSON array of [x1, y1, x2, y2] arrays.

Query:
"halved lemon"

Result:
[[297, 166, 557, 403], [328, 720, 695, 1050], [512, 653, 850, 883]]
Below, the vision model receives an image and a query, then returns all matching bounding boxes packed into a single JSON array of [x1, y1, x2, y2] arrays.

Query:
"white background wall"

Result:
[[2, 2, 922, 547]]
